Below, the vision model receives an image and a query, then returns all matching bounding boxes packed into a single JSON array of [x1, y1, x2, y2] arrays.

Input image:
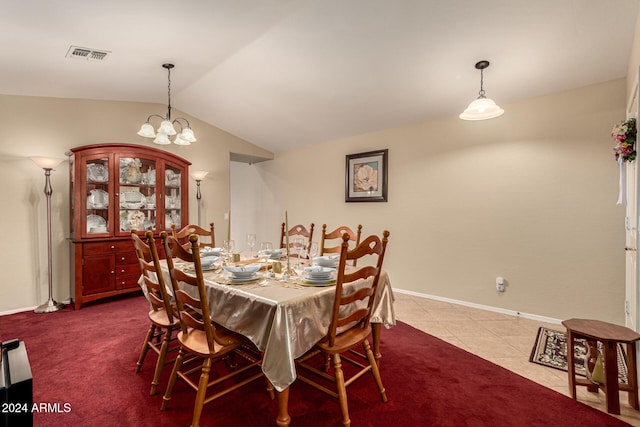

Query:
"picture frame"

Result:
[[345, 149, 388, 202]]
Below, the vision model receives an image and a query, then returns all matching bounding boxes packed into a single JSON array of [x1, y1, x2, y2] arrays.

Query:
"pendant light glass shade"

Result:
[[459, 96, 504, 120], [153, 132, 171, 145], [460, 60, 504, 121], [138, 63, 197, 145]]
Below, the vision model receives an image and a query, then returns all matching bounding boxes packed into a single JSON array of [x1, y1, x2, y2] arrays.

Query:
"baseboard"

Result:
[[0, 298, 72, 316], [393, 288, 562, 325]]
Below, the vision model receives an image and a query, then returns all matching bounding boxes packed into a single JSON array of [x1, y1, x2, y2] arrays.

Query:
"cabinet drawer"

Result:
[[116, 274, 141, 290], [116, 264, 140, 278], [116, 251, 138, 265], [84, 240, 134, 255]]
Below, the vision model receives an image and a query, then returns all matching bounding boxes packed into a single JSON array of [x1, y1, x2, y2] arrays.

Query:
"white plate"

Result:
[[223, 272, 259, 282], [121, 190, 145, 203], [300, 277, 336, 286], [87, 189, 109, 209], [87, 214, 107, 232], [87, 163, 108, 182]]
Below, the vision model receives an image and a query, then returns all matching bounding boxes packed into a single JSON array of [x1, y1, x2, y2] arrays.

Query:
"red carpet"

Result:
[[0, 294, 631, 426]]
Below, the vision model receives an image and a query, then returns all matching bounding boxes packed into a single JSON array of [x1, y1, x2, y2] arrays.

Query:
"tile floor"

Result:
[[393, 291, 640, 426]]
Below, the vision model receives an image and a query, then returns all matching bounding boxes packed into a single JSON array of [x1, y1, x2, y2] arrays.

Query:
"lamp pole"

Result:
[[190, 171, 209, 226], [31, 157, 65, 313]]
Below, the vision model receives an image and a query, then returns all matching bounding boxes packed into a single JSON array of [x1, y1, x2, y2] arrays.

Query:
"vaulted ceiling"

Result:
[[1, 0, 637, 153]]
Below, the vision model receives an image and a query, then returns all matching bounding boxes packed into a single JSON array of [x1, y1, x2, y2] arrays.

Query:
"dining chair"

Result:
[[295, 230, 390, 427], [280, 222, 315, 256], [171, 222, 216, 248], [160, 232, 267, 427], [320, 224, 363, 266], [131, 230, 180, 395]]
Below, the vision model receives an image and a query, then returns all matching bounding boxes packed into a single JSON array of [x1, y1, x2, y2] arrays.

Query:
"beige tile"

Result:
[[393, 294, 640, 427]]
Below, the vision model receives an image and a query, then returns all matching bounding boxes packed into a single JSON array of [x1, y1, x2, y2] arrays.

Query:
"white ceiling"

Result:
[[1, 0, 638, 153]]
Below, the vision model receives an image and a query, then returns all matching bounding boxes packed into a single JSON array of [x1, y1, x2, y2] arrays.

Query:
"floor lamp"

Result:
[[190, 170, 208, 226], [31, 156, 65, 314]]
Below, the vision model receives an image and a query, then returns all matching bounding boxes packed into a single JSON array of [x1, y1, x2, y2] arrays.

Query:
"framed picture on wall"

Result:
[[345, 149, 388, 202]]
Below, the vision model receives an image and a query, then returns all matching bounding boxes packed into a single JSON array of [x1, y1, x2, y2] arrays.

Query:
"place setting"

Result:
[[217, 264, 265, 285], [298, 265, 337, 287]]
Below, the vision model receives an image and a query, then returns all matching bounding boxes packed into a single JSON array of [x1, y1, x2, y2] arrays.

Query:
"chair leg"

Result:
[[364, 340, 387, 402], [191, 358, 212, 427], [265, 376, 275, 400], [150, 327, 171, 395], [136, 324, 156, 372], [332, 354, 351, 427], [161, 347, 184, 411]]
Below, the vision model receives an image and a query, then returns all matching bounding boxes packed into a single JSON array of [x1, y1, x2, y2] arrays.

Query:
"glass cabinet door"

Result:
[[117, 156, 157, 234], [164, 164, 182, 230], [85, 155, 110, 235]]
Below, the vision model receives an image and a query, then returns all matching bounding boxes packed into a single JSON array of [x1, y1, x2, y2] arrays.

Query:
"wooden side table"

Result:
[[562, 318, 640, 415]]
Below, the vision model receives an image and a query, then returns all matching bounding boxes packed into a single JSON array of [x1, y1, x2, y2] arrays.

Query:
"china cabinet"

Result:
[[68, 143, 190, 309]]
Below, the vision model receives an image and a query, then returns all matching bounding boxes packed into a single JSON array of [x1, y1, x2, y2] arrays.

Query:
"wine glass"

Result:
[[258, 242, 273, 262], [247, 233, 256, 258], [308, 241, 319, 263], [223, 239, 235, 264], [293, 236, 305, 268]]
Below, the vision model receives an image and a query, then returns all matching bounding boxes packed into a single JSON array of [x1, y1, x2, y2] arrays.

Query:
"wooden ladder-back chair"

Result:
[[172, 222, 216, 248], [296, 230, 390, 427], [160, 232, 267, 427], [280, 222, 315, 255], [132, 231, 180, 395], [320, 224, 363, 266]]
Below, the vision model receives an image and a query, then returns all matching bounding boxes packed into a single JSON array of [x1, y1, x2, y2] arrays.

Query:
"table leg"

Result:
[[603, 341, 621, 415], [275, 386, 291, 427], [627, 342, 639, 410], [372, 323, 381, 366], [566, 329, 577, 399]]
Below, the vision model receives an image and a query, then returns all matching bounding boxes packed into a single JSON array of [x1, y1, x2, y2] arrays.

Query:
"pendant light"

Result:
[[137, 63, 197, 145], [459, 60, 504, 121]]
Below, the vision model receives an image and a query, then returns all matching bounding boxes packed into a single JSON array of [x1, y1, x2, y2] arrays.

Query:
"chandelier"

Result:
[[459, 60, 504, 121], [137, 63, 197, 145]]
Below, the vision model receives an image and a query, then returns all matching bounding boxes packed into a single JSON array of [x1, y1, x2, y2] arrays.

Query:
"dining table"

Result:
[[145, 254, 396, 426]]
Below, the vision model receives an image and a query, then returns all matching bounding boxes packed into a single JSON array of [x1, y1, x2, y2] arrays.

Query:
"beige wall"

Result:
[[255, 79, 627, 323], [0, 95, 272, 313]]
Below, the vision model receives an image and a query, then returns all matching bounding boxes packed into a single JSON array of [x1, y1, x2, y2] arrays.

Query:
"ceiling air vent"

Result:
[[66, 46, 110, 62]]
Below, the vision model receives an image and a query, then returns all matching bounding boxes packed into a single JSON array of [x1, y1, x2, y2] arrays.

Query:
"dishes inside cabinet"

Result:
[[87, 215, 107, 233], [145, 192, 156, 209], [87, 163, 108, 183], [146, 169, 156, 186], [165, 170, 181, 187], [165, 195, 180, 209], [120, 191, 146, 209], [165, 213, 180, 228], [87, 189, 109, 209]]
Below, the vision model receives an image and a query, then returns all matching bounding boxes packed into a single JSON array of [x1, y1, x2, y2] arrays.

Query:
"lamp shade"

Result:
[[137, 123, 156, 138], [31, 157, 64, 169], [153, 132, 171, 145], [158, 120, 177, 135], [190, 170, 209, 181], [173, 134, 191, 146], [459, 97, 504, 121], [180, 128, 197, 143]]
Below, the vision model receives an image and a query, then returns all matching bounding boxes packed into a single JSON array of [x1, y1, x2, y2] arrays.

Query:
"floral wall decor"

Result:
[[612, 117, 636, 205], [612, 117, 636, 162], [345, 149, 388, 202]]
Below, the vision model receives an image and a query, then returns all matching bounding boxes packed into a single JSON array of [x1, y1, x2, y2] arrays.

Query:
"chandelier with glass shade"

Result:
[[137, 63, 197, 145]]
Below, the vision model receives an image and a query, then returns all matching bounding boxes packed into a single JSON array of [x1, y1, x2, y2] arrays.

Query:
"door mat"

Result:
[[529, 327, 628, 384]]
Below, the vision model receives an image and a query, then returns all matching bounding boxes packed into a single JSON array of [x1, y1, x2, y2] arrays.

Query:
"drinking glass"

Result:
[[258, 242, 273, 262], [308, 241, 319, 262], [293, 236, 305, 268], [223, 239, 235, 264], [247, 233, 256, 257]]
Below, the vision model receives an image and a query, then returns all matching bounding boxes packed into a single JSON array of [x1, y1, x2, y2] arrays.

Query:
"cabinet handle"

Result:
[[111, 245, 115, 249], [111, 271, 115, 274], [121, 257, 125, 261], [121, 269, 125, 273]]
